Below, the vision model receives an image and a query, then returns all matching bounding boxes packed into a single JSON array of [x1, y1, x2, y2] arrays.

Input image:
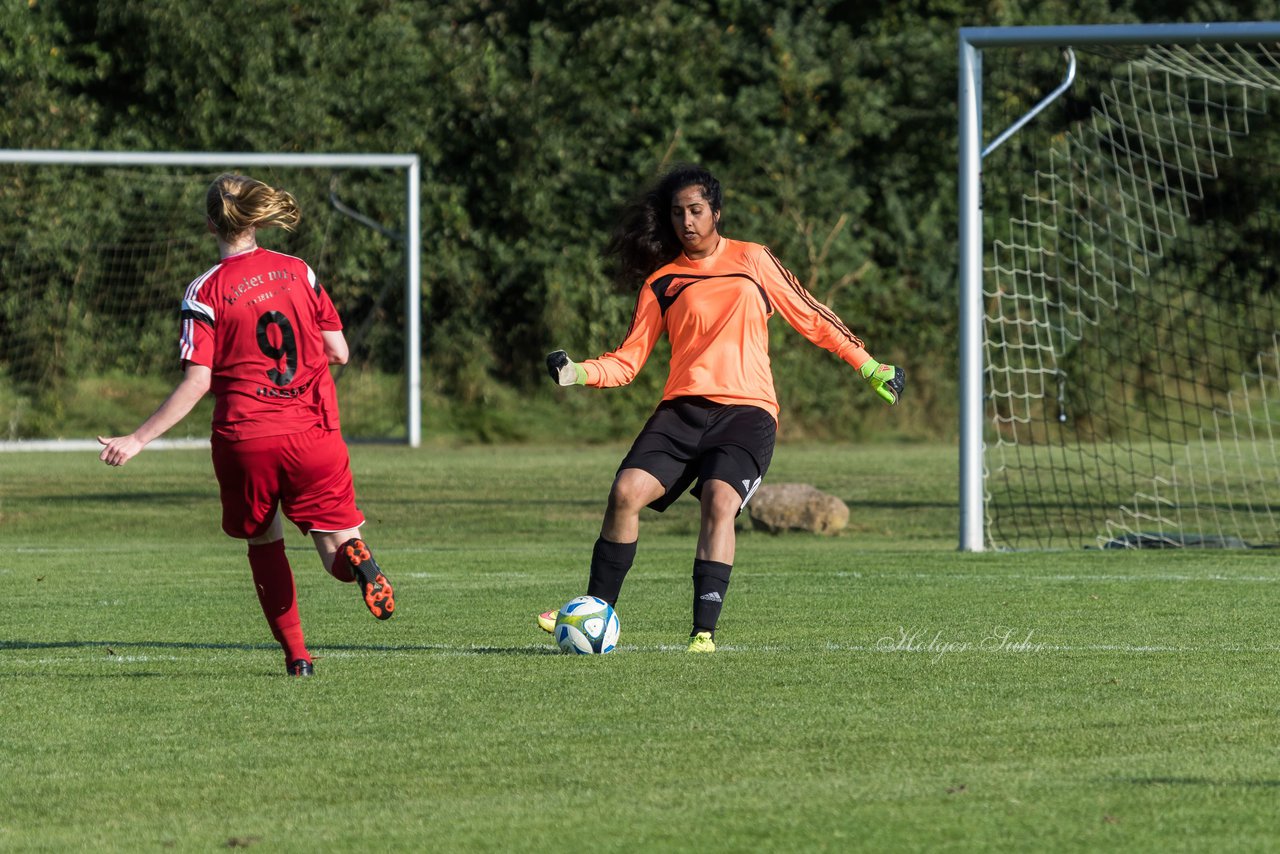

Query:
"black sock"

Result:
[[586, 537, 637, 606], [692, 559, 732, 636]]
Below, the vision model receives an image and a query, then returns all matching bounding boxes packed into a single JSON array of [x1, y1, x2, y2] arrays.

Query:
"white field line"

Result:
[[5, 555, 1276, 585], [6, 642, 1280, 667], [834, 571, 1280, 583], [824, 643, 1280, 653], [6, 546, 560, 557], [4, 655, 185, 665], [0, 438, 209, 453]]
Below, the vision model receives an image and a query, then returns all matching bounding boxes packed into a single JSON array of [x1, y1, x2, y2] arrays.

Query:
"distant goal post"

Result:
[[0, 149, 421, 448], [959, 22, 1280, 551]]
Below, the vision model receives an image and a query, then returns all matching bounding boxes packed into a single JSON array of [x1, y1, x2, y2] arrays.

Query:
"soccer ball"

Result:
[[553, 595, 620, 655]]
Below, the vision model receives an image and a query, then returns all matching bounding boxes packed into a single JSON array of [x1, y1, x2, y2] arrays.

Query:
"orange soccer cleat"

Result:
[[343, 538, 396, 620]]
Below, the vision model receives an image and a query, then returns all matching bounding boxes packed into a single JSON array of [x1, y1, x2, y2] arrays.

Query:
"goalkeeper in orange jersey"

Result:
[[539, 164, 903, 652]]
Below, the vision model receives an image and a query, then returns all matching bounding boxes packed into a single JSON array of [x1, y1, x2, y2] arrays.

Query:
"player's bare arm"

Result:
[[322, 329, 349, 365], [97, 362, 212, 466]]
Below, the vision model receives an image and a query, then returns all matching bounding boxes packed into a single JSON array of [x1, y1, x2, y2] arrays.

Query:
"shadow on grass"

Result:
[[40, 491, 213, 503], [845, 499, 958, 511], [0, 639, 558, 656], [1116, 776, 1280, 788]]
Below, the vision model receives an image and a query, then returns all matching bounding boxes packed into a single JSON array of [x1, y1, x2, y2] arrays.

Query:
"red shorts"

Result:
[[211, 425, 364, 539]]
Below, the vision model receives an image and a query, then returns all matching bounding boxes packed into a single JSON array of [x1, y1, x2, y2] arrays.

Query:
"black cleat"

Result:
[[287, 659, 314, 677], [343, 538, 395, 620]]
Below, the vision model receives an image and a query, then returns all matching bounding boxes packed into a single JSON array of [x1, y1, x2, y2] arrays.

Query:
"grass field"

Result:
[[2, 441, 1279, 851]]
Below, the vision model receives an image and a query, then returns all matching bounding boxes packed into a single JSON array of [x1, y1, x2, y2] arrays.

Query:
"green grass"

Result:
[[2, 442, 1279, 851]]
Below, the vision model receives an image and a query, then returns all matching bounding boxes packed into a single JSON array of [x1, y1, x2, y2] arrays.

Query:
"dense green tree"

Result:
[[0, 0, 98, 147], [4, 0, 1279, 440]]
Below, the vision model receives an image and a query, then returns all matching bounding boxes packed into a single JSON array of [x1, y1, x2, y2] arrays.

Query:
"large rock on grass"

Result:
[[748, 483, 849, 535]]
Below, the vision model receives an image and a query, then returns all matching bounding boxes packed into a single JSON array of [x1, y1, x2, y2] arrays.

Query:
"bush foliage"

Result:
[[3, 0, 1278, 440]]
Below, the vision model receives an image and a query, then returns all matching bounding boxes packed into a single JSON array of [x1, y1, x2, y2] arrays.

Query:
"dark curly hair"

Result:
[[605, 164, 723, 288]]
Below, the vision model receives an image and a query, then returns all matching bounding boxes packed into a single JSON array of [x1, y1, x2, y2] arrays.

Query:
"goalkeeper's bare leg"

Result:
[[538, 468, 664, 632]]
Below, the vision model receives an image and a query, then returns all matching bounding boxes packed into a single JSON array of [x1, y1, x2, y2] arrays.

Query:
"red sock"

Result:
[[328, 545, 355, 583], [247, 540, 309, 665]]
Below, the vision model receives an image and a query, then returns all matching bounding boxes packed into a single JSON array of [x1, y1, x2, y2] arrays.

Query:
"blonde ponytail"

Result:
[[205, 173, 301, 242]]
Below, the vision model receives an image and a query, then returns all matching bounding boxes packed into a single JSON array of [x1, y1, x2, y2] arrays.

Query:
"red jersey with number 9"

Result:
[[178, 247, 342, 441]]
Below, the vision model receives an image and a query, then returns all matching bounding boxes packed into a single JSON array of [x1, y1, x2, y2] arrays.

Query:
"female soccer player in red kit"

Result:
[[98, 173, 395, 676], [540, 164, 903, 652]]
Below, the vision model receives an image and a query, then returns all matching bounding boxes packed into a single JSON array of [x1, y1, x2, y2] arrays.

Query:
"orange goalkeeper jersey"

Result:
[[581, 237, 871, 420]]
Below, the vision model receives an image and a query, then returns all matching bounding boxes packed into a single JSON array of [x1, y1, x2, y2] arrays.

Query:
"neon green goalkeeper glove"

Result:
[[546, 350, 587, 386], [859, 358, 905, 405]]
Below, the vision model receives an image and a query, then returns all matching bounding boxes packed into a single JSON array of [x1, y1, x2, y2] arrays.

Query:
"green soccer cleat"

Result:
[[687, 631, 716, 654], [537, 610, 558, 633]]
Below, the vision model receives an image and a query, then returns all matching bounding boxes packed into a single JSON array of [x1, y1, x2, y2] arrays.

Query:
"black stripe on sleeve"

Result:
[[762, 246, 865, 348], [180, 308, 214, 329]]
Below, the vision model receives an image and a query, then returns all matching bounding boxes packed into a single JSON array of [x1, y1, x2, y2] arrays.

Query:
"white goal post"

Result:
[[958, 22, 1280, 551], [0, 149, 421, 448]]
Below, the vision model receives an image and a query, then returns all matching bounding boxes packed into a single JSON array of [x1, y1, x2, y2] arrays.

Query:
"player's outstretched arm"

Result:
[[545, 350, 587, 387], [98, 363, 212, 466], [859, 358, 905, 406]]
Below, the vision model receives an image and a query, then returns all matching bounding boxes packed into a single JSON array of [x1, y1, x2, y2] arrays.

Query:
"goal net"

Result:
[[0, 152, 419, 446], [960, 24, 1280, 550]]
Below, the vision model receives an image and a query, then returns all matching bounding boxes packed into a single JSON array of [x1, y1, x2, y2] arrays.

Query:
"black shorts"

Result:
[[618, 396, 777, 513]]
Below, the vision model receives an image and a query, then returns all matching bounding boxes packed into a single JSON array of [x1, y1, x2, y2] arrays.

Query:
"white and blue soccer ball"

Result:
[[554, 595, 620, 655]]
